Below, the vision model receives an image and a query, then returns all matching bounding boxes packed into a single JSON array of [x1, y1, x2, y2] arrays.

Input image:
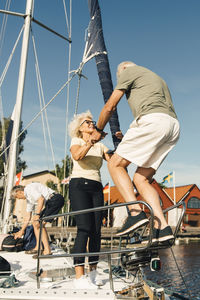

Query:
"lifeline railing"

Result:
[[36, 199, 186, 290]]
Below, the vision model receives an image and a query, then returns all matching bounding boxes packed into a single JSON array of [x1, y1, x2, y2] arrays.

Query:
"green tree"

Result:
[[51, 156, 72, 222], [0, 117, 27, 209], [46, 180, 58, 192], [55, 155, 72, 199], [46, 156, 72, 225], [55, 155, 72, 182], [16, 121, 27, 173], [46, 156, 72, 197], [0, 117, 27, 175]]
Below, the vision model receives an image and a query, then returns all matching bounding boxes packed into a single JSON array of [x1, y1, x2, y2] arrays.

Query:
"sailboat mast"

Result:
[[3, 0, 33, 233]]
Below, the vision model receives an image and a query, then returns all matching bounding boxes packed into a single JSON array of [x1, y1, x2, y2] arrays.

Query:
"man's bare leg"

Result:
[[108, 153, 142, 215], [133, 167, 168, 229], [108, 154, 168, 228], [33, 221, 51, 255], [41, 226, 51, 255]]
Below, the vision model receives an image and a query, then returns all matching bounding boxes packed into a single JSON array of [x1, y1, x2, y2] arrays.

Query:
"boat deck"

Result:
[[0, 245, 129, 300]]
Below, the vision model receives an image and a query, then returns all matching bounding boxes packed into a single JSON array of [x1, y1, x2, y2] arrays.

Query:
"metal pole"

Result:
[[107, 182, 110, 227], [108, 254, 114, 292], [36, 220, 43, 289], [173, 171, 178, 225], [3, 0, 33, 233]]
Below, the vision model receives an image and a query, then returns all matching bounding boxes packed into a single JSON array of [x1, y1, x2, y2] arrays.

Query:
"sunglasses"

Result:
[[80, 120, 96, 126]]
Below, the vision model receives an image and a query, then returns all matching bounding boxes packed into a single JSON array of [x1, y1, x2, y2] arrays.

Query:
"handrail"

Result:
[[36, 199, 185, 289], [40, 200, 152, 221], [36, 200, 154, 288]]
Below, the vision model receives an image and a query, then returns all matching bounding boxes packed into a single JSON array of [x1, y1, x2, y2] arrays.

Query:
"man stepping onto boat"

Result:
[[92, 61, 180, 243], [11, 183, 64, 257]]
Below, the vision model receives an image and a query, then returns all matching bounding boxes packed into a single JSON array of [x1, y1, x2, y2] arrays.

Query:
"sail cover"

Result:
[[86, 0, 121, 149]]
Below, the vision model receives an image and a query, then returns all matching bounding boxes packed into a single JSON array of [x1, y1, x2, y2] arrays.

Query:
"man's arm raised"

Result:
[[92, 89, 125, 141]]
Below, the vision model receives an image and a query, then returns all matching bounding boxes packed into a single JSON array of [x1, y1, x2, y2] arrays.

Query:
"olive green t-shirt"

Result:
[[115, 65, 177, 120]]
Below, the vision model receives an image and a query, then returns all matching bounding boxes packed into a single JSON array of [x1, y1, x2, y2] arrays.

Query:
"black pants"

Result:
[[40, 194, 64, 222], [69, 178, 104, 266]]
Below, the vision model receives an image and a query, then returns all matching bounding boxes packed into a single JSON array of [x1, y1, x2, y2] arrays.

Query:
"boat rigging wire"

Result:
[[0, 72, 77, 160], [0, 26, 23, 160], [0, 25, 24, 87], [0, 0, 72, 200], [170, 247, 193, 299], [0, 91, 6, 152], [60, 0, 113, 221], [32, 31, 58, 178], [35, 54, 50, 172], [63, 0, 72, 201], [62, 0, 70, 36]]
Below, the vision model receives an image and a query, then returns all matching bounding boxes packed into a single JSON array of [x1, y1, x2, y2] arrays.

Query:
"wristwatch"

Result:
[[95, 126, 103, 133]]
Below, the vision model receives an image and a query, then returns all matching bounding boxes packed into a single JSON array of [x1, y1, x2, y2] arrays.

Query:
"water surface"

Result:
[[144, 241, 200, 299]]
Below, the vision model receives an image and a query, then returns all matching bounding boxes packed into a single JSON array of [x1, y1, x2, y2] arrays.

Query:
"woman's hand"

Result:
[[91, 130, 107, 142], [86, 136, 96, 146]]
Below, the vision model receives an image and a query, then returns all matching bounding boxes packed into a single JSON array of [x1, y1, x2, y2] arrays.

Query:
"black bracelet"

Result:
[[36, 213, 40, 216], [95, 126, 103, 133]]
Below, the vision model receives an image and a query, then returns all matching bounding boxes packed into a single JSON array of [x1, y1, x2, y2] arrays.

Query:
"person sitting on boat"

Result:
[[68, 110, 111, 289], [11, 182, 64, 258], [92, 61, 180, 244]]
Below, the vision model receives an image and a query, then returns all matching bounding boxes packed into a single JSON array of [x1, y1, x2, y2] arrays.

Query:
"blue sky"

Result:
[[0, 0, 200, 188]]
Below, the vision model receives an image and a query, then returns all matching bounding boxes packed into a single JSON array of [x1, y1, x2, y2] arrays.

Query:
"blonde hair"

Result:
[[68, 110, 93, 138], [117, 61, 136, 78]]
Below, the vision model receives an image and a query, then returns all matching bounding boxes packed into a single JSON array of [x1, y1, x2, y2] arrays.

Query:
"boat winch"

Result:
[[121, 249, 161, 273]]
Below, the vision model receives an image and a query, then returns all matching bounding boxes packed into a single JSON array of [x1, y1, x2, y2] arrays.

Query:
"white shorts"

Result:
[[116, 113, 180, 170]]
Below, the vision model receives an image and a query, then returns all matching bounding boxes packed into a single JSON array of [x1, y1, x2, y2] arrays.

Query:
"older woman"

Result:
[[68, 110, 110, 289]]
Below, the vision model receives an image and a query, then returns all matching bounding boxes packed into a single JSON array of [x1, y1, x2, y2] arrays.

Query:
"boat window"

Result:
[[187, 197, 200, 209]]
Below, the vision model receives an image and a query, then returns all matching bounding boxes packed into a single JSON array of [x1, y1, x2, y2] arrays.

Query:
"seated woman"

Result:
[[68, 110, 111, 289]]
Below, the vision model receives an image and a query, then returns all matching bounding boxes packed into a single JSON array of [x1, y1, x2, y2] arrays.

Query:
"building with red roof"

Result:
[[103, 180, 200, 227]]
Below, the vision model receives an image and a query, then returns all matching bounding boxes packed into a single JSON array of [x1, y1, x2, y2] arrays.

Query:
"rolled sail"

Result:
[[87, 0, 121, 149]]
